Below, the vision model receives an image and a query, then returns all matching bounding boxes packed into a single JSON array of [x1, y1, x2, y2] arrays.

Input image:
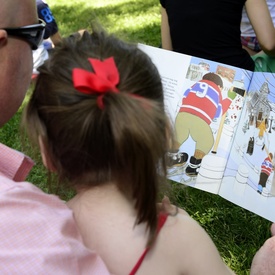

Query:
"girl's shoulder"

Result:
[[155, 209, 235, 275]]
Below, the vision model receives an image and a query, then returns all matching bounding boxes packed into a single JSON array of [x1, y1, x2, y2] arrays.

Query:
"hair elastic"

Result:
[[73, 57, 120, 109]]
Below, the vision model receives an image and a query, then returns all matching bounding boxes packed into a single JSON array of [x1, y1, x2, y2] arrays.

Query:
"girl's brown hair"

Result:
[[23, 29, 169, 245]]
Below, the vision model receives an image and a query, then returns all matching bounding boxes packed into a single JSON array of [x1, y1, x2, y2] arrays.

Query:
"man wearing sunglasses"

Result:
[[0, 0, 109, 274]]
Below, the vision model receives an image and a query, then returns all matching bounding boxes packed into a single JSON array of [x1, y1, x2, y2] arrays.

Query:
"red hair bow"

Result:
[[73, 57, 120, 109]]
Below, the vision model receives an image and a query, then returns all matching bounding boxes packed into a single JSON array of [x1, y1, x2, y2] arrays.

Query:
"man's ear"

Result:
[[0, 30, 8, 48], [38, 135, 57, 172]]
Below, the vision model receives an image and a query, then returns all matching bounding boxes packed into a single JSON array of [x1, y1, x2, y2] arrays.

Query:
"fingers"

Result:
[[271, 223, 275, 236], [160, 196, 179, 216], [159, 196, 189, 216]]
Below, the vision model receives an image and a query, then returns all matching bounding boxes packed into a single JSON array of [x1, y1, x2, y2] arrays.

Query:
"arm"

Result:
[[250, 223, 275, 275], [170, 213, 235, 275], [245, 0, 275, 56], [161, 198, 275, 274], [159, 198, 234, 274], [161, 7, 173, 51]]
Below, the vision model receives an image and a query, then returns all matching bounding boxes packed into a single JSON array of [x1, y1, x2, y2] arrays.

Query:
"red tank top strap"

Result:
[[128, 213, 168, 275]]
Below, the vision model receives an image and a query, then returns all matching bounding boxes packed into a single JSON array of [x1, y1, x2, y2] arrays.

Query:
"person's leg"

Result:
[[167, 112, 190, 168], [258, 172, 268, 194], [185, 119, 213, 176]]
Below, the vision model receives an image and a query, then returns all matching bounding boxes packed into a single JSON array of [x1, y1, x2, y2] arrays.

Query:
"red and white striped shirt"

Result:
[[179, 80, 232, 124]]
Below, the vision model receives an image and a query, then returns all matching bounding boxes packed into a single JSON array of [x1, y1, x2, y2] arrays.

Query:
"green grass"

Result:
[[170, 183, 270, 274], [0, 0, 271, 274], [48, 0, 161, 46]]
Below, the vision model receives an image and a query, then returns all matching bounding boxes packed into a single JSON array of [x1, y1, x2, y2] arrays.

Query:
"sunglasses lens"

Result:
[[3, 20, 46, 50], [28, 28, 45, 50]]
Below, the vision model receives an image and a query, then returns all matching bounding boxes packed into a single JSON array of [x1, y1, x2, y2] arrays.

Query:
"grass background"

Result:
[[0, 0, 272, 274]]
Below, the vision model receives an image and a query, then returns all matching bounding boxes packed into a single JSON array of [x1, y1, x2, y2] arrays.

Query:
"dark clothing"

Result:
[[259, 172, 269, 188], [160, 0, 255, 71], [36, 0, 59, 39]]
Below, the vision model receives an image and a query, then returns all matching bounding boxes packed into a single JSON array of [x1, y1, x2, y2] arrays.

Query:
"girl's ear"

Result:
[[38, 135, 57, 172]]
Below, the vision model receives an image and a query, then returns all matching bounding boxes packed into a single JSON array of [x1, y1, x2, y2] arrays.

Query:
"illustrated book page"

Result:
[[139, 44, 253, 194], [219, 71, 275, 222]]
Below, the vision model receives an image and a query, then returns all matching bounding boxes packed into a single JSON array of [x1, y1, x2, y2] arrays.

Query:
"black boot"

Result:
[[246, 137, 254, 155], [167, 152, 189, 168], [185, 156, 202, 176]]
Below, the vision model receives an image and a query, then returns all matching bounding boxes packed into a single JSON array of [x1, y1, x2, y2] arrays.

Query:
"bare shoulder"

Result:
[[157, 211, 235, 275]]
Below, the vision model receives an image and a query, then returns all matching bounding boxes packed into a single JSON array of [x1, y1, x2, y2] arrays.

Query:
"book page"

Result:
[[139, 44, 252, 194], [219, 71, 275, 222]]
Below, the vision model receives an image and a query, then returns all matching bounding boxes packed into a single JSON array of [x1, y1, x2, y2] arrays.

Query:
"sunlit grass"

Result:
[[48, 0, 161, 45]]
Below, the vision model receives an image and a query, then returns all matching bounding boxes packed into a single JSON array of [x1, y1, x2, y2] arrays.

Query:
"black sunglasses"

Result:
[[2, 19, 46, 50]]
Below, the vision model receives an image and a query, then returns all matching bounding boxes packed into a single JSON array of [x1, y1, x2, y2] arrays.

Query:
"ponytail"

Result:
[[105, 92, 167, 244]]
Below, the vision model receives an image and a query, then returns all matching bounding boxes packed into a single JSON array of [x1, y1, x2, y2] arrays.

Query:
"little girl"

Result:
[[23, 29, 235, 274]]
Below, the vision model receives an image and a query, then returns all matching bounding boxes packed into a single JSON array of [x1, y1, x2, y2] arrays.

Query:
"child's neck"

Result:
[[67, 181, 136, 217]]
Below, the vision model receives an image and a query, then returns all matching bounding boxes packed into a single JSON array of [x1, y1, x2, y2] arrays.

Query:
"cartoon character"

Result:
[[257, 152, 274, 194], [167, 72, 236, 176], [258, 118, 268, 139], [246, 137, 254, 155]]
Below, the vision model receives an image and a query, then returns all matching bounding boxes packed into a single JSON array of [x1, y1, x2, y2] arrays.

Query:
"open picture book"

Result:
[[139, 44, 275, 222]]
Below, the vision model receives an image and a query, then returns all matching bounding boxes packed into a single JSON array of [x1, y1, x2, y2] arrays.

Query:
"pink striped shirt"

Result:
[[0, 143, 110, 274]]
